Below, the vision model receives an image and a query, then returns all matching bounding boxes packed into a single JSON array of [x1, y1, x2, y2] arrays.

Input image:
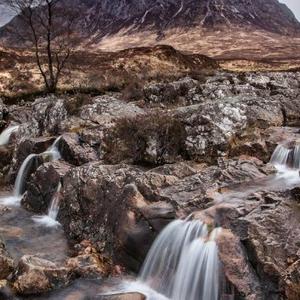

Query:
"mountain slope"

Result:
[[1, 0, 300, 59], [81, 0, 300, 42]]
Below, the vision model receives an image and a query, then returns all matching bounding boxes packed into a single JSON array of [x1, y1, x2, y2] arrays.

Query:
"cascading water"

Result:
[[134, 219, 221, 300], [0, 137, 61, 206], [42, 136, 62, 161], [13, 154, 39, 197], [32, 182, 62, 227], [269, 143, 300, 186], [0, 125, 19, 146], [270, 144, 300, 169]]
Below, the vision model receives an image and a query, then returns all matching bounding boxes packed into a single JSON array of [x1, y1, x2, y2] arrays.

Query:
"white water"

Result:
[[32, 182, 62, 227], [0, 137, 61, 207], [270, 144, 300, 170], [0, 125, 19, 146], [138, 220, 221, 300], [101, 220, 221, 300], [42, 136, 61, 161]]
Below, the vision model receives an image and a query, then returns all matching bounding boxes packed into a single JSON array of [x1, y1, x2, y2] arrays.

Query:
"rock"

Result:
[[59, 157, 272, 271], [0, 280, 14, 300], [59, 164, 146, 263], [217, 230, 263, 299], [66, 253, 110, 279], [211, 190, 300, 299], [22, 160, 71, 213], [0, 146, 14, 186], [8, 136, 56, 184], [280, 97, 300, 127], [18, 96, 68, 137], [0, 238, 14, 280], [284, 260, 300, 300], [57, 133, 99, 166], [99, 293, 145, 300], [79, 95, 144, 125], [12, 255, 71, 295]]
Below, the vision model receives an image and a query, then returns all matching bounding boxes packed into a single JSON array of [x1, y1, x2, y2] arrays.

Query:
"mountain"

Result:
[[0, 4, 15, 27], [79, 0, 300, 39], [1, 0, 300, 59]]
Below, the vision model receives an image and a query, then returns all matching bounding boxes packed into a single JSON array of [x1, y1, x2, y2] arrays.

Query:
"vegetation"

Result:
[[0, 0, 78, 93]]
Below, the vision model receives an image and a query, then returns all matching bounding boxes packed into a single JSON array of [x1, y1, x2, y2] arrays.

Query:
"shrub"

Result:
[[104, 113, 187, 165]]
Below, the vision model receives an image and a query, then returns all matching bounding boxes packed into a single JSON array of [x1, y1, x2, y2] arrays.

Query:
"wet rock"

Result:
[[284, 260, 300, 300], [22, 160, 72, 213], [12, 255, 71, 295], [57, 133, 99, 166], [7, 136, 56, 185], [0, 238, 14, 280], [0, 146, 14, 185], [0, 100, 9, 129], [99, 293, 145, 300], [218, 230, 263, 300], [0, 280, 14, 300], [66, 253, 110, 279], [213, 190, 300, 299], [59, 157, 272, 271], [59, 164, 145, 260]]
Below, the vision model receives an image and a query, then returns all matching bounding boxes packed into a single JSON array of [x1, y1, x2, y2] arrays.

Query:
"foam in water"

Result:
[[271, 144, 300, 170], [0, 137, 61, 207], [33, 182, 62, 227], [0, 125, 19, 146], [138, 219, 221, 300]]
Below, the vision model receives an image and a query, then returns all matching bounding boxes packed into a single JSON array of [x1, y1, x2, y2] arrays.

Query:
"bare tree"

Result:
[[0, 0, 77, 93]]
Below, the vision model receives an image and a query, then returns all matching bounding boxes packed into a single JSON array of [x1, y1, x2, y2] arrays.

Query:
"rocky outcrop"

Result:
[[58, 156, 273, 271]]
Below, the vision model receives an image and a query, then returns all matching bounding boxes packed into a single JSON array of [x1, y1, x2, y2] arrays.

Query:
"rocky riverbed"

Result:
[[0, 71, 300, 299]]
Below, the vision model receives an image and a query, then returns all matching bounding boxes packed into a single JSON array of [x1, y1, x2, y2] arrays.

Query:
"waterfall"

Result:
[[172, 228, 221, 300], [270, 144, 300, 170], [47, 182, 62, 220], [138, 219, 221, 300], [0, 137, 61, 206], [270, 145, 291, 167], [32, 182, 62, 227], [0, 125, 19, 146], [42, 136, 61, 161], [13, 154, 38, 197]]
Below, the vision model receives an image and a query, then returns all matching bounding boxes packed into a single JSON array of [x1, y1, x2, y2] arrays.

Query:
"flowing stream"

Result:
[[0, 133, 300, 299]]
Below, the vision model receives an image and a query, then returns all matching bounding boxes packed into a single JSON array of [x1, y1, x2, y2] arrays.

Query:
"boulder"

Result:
[[57, 133, 99, 166], [12, 255, 71, 295], [22, 160, 72, 213], [99, 293, 145, 300], [79, 95, 144, 125], [217, 230, 263, 300], [66, 253, 109, 279]]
